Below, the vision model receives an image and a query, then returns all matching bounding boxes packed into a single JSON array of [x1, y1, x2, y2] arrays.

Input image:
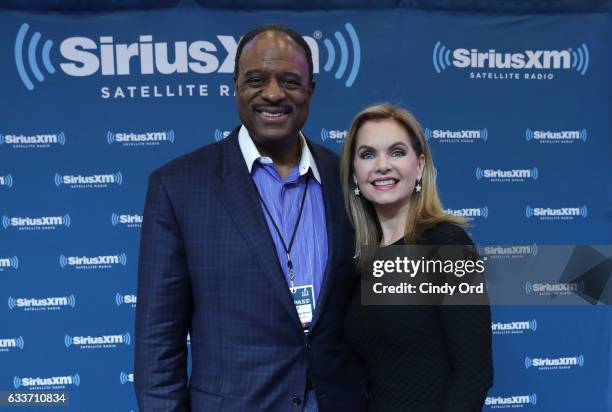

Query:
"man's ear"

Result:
[[308, 79, 316, 96]]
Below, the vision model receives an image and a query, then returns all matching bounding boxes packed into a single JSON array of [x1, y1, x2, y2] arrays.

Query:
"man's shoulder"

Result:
[[150, 135, 234, 183]]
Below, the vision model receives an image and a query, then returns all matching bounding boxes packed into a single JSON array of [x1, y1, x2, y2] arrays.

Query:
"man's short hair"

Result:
[[234, 23, 314, 82]]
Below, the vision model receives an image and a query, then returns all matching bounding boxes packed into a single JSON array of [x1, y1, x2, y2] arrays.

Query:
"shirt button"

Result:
[[292, 395, 302, 406], [305, 341, 311, 350]]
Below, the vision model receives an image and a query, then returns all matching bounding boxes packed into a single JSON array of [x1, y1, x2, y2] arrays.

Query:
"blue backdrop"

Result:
[[1, 3, 611, 411]]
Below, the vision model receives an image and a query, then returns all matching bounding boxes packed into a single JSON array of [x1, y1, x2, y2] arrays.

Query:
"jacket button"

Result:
[[292, 395, 302, 406]]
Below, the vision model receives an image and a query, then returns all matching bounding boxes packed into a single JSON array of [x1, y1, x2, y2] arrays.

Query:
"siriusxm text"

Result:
[[454, 49, 570, 70]]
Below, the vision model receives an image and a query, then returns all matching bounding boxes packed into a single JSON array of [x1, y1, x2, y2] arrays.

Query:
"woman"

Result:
[[341, 103, 493, 411]]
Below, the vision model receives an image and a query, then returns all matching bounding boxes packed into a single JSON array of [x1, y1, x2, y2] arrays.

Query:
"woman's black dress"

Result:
[[344, 222, 494, 412]]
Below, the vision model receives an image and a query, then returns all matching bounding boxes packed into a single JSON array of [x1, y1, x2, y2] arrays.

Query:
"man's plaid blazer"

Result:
[[135, 128, 368, 411]]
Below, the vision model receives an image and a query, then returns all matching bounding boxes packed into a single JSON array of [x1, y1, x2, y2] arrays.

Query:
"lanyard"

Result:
[[254, 172, 311, 288]]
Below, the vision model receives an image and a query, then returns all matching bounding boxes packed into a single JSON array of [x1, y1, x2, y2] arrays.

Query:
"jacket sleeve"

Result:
[[135, 171, 193, 412]]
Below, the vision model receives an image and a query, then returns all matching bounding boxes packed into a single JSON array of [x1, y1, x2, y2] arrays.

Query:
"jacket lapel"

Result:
[[307, 142, 343, 332], [213, 130, 303, 331]]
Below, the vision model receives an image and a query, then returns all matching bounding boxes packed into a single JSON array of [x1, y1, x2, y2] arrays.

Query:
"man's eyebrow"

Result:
[[243, 69, 264, 77]]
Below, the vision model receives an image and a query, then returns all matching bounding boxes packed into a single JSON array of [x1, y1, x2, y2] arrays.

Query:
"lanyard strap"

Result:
[[254, 172, 311, 287]]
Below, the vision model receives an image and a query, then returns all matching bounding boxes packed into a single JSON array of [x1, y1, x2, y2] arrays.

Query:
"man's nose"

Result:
[[261, 78, 285, 102]]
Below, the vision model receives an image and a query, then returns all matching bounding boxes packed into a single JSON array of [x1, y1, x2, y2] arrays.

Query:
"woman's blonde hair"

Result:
[[340, 103, 464, 259]]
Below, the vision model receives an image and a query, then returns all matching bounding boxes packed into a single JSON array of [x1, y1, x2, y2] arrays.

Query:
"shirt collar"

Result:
[[238, 125, 321, 183]]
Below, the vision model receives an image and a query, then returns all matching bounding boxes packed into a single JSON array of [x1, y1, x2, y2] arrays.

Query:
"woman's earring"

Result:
[[415, 177, 422, 193], [353, 175, 360, 196]]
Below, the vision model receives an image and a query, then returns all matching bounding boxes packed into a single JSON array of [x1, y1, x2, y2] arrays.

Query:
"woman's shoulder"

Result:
[[417, 221, 474, 246]]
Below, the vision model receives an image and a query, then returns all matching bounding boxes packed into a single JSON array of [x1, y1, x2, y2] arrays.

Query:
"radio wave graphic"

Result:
[[320, 128, 330, 141], [167, 130, 175, 143], [525, 206, 534, 219], [530, 168, 539, 180], [120, 371, 131, 384], [107, 131, 116, 145], [114, 172, 123, 185], [424, 128, 432, 141], [123, 333, 131, 346], [475, 167, 484, 180], [529, 319, 538, 331], [72, 373, 81, 386], [480, 207, 489, 219], [62, 214, 71, 227], [15, 23, 56, 91], [580, 129, 587, 141], [577, 354, 585, 367], [13, 376, 22, 389], [214, 129, 227, 142], [525, 128, 534, 141], [322, 23, 360, 88], [8, 296, 16, 310], [59, 254, 68, 268], [1, 174, 14, 188], [67, 294, 76, 308], [54, 173, 63, 187], [64, 334, 73, 348], [111, 213, 120, 226], [531, 244, 538, 256], [16, 336, 25, 350], [525, 282, 534, 295], [2, 216, 10, 229], [10, 256, 19, 269], [58, 132, 66, 145], [524, 356, 533, 369], [580, 206, 588, 218], [571, 44, 589, 76], [529, 394, 538, 405], [119, 253, 127, 266], [432, 41, 452, 73], [115, 293, 124, 306], [480, 128, 488, 142]]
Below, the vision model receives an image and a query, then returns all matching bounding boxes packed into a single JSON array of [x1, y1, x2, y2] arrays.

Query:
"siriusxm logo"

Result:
[[0, 132, 65, 148], [485, 393, 537, 408], [0, 336, 25, 352], [320, 128, 347, 143], [55, 172, 123, 188], [214, 129, 231, 142], [525, 355, 584, 370], [14, 374, 80, 390], [478, 244, 538, 260], [111, 212, 142, 228], [2, 214, 70, 231], [525, 281, 583, 296], [59, 253, 127, 270], [526, 128, 587, 143], [475, 167, 538, 182], [115, 293, 137, 308], [445, 206, 488, 220], [8, 295, 76, 312], [526, 205, 587, 220], [15, 22, 360, 91], [491, 319, 537, 335], [433, 42, 589, 78], [107, 130, 175, 146], [119, 371, 134, 385], [424, 128, 488, 143], [65, 332, 131, 349], [0, 174, 15, 188], [0, 256, 19, 271]]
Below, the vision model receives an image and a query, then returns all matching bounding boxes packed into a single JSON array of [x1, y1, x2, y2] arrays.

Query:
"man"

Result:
[[135, 24, 367, 412]]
